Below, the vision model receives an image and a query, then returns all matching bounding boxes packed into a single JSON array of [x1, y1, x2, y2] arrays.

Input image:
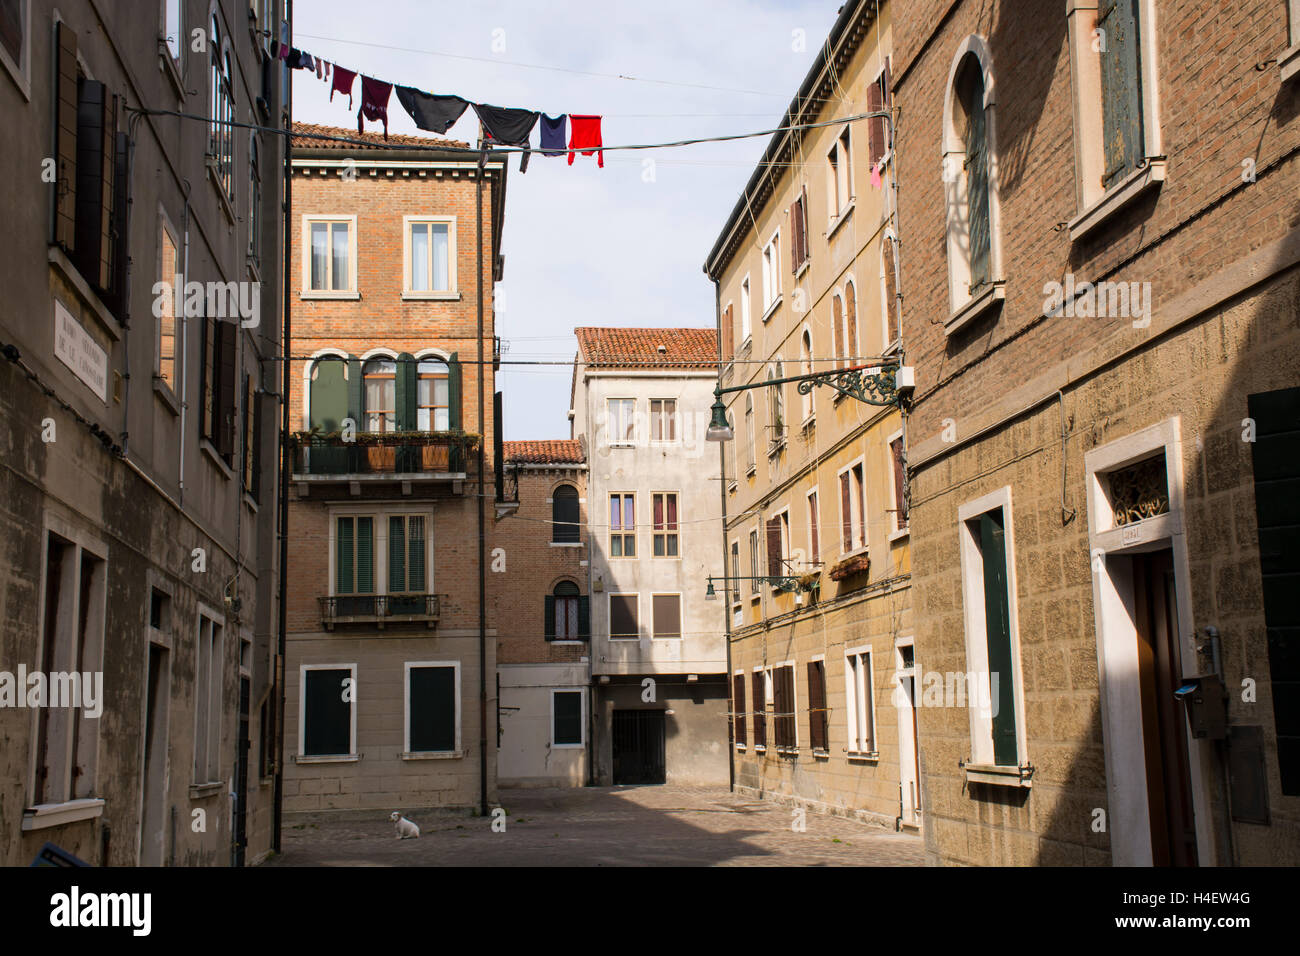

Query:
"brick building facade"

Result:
[[893, 0, 1300, 864], [282, 124, 507, 815]]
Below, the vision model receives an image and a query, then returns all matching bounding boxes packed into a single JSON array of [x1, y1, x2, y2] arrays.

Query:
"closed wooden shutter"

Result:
[[217, 319, 237, 457], [1098, 0, 1144, 189], [751, 672, 766, 748], [840, 472, 852, 551], [74, 80, 115, 291], [200, 318, 216, 442], [766, 516, 783, 577], [867, 72, 885, 168], [355, 517, 374, 594], [980, 510, 1017, 765], [577, 595, 590, 639], [807, 660, 827, 751], [109, 129, 129, 313], [54, 21, 78, 250], [309, 358, 348, 433], [789, 192, 806, 273], [543, 594, 556, 639], [721, 303, 734, 362], [389, 516, 406, 593], [395, 353, 418, 430], [733, 674, 747, 746], [346, 355, 363, 429], [883, 235, 899, 344], [447, 352, 462, 430], [892, 437, 908, 529], [336, 517, 354, 594], [407, 516, 425, 591]]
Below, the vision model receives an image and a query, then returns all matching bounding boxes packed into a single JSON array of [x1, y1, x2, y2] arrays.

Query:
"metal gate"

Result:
[[612, 709, 666, 785]]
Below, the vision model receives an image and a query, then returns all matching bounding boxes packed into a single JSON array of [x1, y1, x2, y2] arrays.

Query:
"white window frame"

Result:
[[798, 327, 815, 423], [743, 392, 756, 475], [955, 485, 1029, 784], [155, 208, 182, 395], [608, 491, 636, 558], [760, 228, 782, 318], [403, 660, 462, 757], [1282, 0, 1300, 82], [651, 490, 680, 558], [740, 274, 752, 343], [301, 214, 359, 298], [732, 668, 747, 750], [297, 663, 358, 761], [766, 359, 786, 451], [887, 428, 909, 541], [605, 397, 637, 446], [837, 456, 868, 556], [608, 592, 640, 641], [651, 592, 683, 640], [729, 538, 742, 615], [0, 0, 30, 97], [845, 646, 878, 758], [748, 527, 761, 599], [401, 215, 458, 298], [826, 124, 855, 234], [649, 397, 677, 443], [193, 606, 225, 784], [1064, 4, 1166, 240], [550, 688, 586, 748], [771, 506, 791, 574]]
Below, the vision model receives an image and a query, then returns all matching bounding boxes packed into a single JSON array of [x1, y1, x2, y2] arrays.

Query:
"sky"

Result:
[[291, 0, 841, 441]]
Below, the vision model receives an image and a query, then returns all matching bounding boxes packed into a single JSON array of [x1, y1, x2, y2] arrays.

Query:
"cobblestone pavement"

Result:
[[264, 785, 925, 866]]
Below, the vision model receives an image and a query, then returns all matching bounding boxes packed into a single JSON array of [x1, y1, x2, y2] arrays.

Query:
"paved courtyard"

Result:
[[264, 785, 925, 866]]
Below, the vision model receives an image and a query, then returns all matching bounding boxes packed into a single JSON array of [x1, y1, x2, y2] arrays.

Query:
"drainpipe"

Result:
[[476, 147, 488, 818], [178, 182, 191, 506], [273, 0, 293, 855], [713, 277, 734, 794]]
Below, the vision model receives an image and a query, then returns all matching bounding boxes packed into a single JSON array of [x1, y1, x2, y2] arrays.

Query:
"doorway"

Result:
[[233, 676, 250, 867], [139, 644, 169, 866], [895, 640, 921, 829], [612, 710, 665, 785]]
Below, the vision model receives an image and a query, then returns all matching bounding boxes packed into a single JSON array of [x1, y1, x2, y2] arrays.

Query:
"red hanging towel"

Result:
[[567, 114, 603, 167], [331, 66, 356, 108], [358, 76, 392, 139]]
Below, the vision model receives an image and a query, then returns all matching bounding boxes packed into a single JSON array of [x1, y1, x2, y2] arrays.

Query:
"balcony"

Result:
[[319, 593, 441, 629], [291, 431, 477, 485]]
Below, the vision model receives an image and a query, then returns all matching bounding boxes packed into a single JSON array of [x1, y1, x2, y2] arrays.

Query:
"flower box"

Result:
[[828, 553, 870, 581]]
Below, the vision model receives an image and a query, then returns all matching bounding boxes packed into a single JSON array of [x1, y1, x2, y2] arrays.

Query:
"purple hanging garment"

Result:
[[358, 76, 392, 139], [539, 114, 567, 156], [331, 66, 356, 108]]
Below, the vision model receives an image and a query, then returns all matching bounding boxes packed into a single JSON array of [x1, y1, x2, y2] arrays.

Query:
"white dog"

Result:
[[390, 811, 420, 839]]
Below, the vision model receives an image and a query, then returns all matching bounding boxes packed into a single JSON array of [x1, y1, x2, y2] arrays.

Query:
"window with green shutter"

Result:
[[979, 509, 1018, 766], [335, 516, 374, 595], [388, 515, 426, 593], [1098, 0, 1145, 190]]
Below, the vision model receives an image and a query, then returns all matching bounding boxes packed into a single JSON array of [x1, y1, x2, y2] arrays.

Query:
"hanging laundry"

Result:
[[358, 76, 392, 139], [395, 87, 469, 134], [285, 48, 305, 69], [331, 66, 357, 108], [473, 103, 539, 173], [300, 53, 316, 72], [539, 114, 567, 157], [277, 41, 290, 60], [870, 160, 882, 189], [316, 58, 324, 79], [567, 114, 603, 167], [323, 61, 331, 82]]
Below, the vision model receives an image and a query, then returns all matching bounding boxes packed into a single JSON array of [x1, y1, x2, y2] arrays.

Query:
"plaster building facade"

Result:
[[282, 123, 506, 816], [0, 0, 287, 865], [703, 0, 916, 830], [571, 327, 729, 787], [494, 439, 591, 788], [893, 0, 1300, 864]]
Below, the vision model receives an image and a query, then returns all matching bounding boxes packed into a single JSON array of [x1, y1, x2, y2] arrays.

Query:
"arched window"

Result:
[[843, 280, 858, 364], [552, 484, 580, 543], [208, 14, 234, 199], [831, 293, 845, 368], [248, 135, 261, 264], [743, 393, 755, 472], [943, 40, 1002, 325], [881, 234, 900, 350], [362, 359, 396, 432], [417, 359, 449, 430], [767, 360, 786, 444], [799, 329, 813, 421], [308, 356, 348, 433], [546, 580, 587, 641]]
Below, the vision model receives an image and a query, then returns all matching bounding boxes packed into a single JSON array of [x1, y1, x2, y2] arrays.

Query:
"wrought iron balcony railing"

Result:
[[291, 432, 476, 477], [319, 593, 441, 629]]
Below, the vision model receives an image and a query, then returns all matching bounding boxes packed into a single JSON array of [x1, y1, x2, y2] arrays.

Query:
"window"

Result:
[[301, 666, 354, 757], [606, 398, 636, 445], [843, 280, 859, 366], [199, 316, 237, 462], [751, 670, 767, 749], [652, 594, 681, 639], [404, 217, 455, 294], [826, 126, 853, 223], [799, 330, 814, 420], [150, 587, 169, 632], [956, 56, 991, 296], [335, 516, 375, 595], [1284, 1, 1300, 82], [839, 461, 867, 553], [387, 515, 426, 593], [308, 355, 349, 433], [866, 60, 892, 169], [552, 690, 584, 746], [748, 529, 760, 596], [766, 512, 789, 577], [208, 16, 234, 200], [845, 649, 876, 754], [890, 436, 909, 533], [650, 399, 676, 442], [881, 233, 900, 350], [194, 611, 224, 781], [242, 372, 263, 497], [248, 135, 261, 265], [0, 0, 28, 89], [743, 393, 755, 473], [31, 531, 105, 807], [163, 0, 182, 63], [807, 660, 829, 753], [546, 581, 589, 640], [363, 358, 396, 432], [732, 673, 747, 746], [721, 302, 735, 363], [417, 359, 449, 430], [609, 493, 635, 556], [957, 491, 1023, 770], [406, 663, 459, 754], [767, 360, 786, 447], [807, 490, 820, 565], [789, 186, 809, 273], [831, 292, 845, 368], [761, 230, 781, 313], [552, 484, 580, 543], [303, 217, 356, 294], [740, 275, 752, 341], [730, 540, 741, 606], [609, 594, 639, 640], [157, 219, 179, 392], [652, 492, 678, 556], [772, 664, 796, 750]]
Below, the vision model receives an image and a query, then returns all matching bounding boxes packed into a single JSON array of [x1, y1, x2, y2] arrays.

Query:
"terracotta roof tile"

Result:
[[574, 327, 717, 369], [291, 121, 471, 152], [502, 440, 585, 465]]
